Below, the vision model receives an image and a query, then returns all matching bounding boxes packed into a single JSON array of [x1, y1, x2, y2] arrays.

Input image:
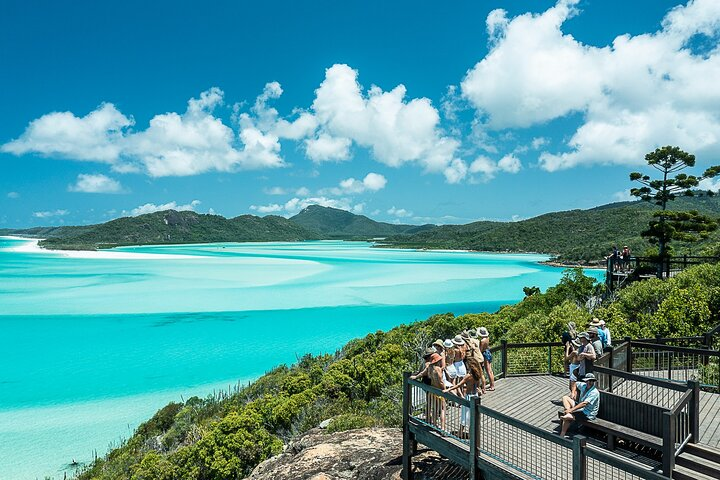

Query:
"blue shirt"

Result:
[[596, 328, 607, 348], [578, 382, 600, 420]]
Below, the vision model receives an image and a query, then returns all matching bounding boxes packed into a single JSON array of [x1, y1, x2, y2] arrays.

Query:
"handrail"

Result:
[[504, 341, 564, 348], [407, 377, 470, 406], [592, 365, 688, 392], [631, 341, 720, 356], [479, 403, 572, 448], [584, 444, 669, 480]]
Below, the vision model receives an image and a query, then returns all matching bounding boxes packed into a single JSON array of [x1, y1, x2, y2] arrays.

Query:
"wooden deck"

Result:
[[481, 375, 720, 448]]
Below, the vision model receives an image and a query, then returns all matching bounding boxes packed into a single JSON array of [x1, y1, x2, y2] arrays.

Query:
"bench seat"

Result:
[[576, 416, 663, 451]]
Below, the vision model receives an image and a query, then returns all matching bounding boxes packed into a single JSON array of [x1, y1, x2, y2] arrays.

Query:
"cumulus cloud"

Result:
[[320, 172, 388, 195], [612, 190, 636, 202], [127, 200, 201, 216], [699, 177, 720, 193], [462, 0, 720, 171], [305, 133, 352, 162], [7, 191, 19, 199], [33, 209, 69, 218], [387, 206, 413, 218], [468, 154, 523, 181], [68, 173, 123, 193]]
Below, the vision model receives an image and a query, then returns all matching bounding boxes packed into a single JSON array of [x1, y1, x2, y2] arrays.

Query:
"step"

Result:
[[675, 451, 720, 479], [684, 443, 720, 464], [673, 464, 718, 480]]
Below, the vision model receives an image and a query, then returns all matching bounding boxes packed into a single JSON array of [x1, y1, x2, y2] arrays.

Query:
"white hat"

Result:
[[477, 327, 489, 338]]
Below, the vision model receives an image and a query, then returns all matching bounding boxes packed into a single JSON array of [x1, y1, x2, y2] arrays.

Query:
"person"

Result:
[[621, 245, 631, 272], [587, 326, 604, 357], [463, 330, 487, 393], [477, 327, 495, 391], [559, 373, 600, 437], [444, 357, 484, 438], [599, 320, 612, 348], [452, 335, 467, 382], [608, 246, 620, 272], [432, 339, 447, 368], [590, 318, 607, 349], [567, 338, 582, 396], [411, 353, 446, 430], [562, 322, 577, 376], [576, 332, 597, 388], [444, 339, 458, 384], [412, 347, 438, 386]]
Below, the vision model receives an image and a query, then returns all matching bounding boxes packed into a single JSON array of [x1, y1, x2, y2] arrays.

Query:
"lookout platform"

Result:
[[403, 337, 720, 480]]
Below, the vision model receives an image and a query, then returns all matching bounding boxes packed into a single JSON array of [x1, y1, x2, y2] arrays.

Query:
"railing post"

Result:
[[501, 340, 508, 379], [469, 395, 480, 480], [547, 344, 553, 375], [572, 435, 587, 480], [662, 411, 676, 477], [608, 347, 614, 392], [688, 379, 700, 443], [402, 372, 415, 480], [625, 337, 633, 373]]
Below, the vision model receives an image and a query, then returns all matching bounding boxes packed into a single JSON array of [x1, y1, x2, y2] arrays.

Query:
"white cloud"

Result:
[[612, 190, 636, 202], [251, 196, 363, 216], [387, 206, 413, 218], [310, 64, 462, 179], [305, 133, 352, 162], [33, 209, 69, 218], [264, 186, 288, 195], [699, 177, 720, 192], [68, 173, 123, 193], [468, 154, 522, 181], [295, 186, 310, 196], [2, 103, 132, 162], [250, 203, 284, 214], [462, 0, 720, 171], [321, 172, 388, 195], [7, 191, 19, 199], [531, 137, 548, 150], [127, 200, 201, 216]]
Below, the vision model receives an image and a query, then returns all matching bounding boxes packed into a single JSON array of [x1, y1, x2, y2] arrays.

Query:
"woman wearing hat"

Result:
[[411, 353, 446, 430], [444, 356, 485, 438], [451, 335, 467, 381]]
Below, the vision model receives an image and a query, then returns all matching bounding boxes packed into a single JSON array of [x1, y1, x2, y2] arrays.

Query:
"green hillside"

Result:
[[289, 205, 434, 238], [35, 210, 320, 250], [385, 196, 720, 263]]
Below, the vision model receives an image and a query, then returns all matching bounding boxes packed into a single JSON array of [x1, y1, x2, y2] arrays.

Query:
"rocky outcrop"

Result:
[[247, 428, 468, 480]]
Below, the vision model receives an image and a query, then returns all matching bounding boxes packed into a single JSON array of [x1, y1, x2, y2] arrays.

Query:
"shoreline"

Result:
[[0, 236, 207, 260]]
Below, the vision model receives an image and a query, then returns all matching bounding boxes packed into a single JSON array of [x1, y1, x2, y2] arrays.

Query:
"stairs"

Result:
[[673, 444, 720, 480]]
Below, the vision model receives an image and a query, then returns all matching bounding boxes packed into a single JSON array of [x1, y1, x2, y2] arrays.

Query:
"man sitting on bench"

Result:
[[559, 373, 599, 437]]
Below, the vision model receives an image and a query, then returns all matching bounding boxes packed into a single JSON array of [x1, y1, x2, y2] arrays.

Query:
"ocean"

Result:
[[0, 237, 604, 479]]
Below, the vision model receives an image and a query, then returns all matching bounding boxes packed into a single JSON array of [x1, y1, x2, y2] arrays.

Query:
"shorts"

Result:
[[483, 350, 492, 363], [573, 411, 590, 422], [454, 361, 467, 378], [446, 364, 457, 380], [569, 364, 580, 382]]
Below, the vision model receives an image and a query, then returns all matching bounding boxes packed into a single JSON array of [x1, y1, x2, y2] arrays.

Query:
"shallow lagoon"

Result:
[[0, 238, 603, 479]]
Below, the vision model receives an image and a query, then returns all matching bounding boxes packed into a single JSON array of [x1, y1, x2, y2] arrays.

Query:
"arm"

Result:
[[579, 348, 596, 361], [410, 363, 429, 380], [444, 374, 469, 393], [565, 401, 589, 414]]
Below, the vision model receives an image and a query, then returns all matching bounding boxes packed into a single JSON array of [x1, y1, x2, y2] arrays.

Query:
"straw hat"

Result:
[[429, 353, 442, 364], [423, 347, 436, 357], [432, 339, 445, 350], [452, 335, 465, 346], [590, 317, 602, 327]]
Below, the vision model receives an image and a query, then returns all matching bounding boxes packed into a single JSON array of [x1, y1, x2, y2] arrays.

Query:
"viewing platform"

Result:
[[402, 338, 720, 480]]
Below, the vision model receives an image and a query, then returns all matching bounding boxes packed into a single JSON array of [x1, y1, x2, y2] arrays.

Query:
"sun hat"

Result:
[[477, 327, 489, 338], [429, 353, 442, 364], [468, 329, 478, 338], [461, 331, 471, 340], [590, 318, 602, 327], [587, 326, 598, 335], [579, 332, 591, 340], [433, 339, 445, 350], [584, 373, 597, 382], [571, 339, 581, 348], [453, 335, 465, 346], [424, 347, 436, 357], [443, 339, 454, 349]]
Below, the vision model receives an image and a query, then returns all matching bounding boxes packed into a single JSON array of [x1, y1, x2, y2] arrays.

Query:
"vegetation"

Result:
[[289, 205, 433, 238], [385, 196, 720, 263], [33, 211, 320, 250], [630, 146, 719, 261], [76, 260, 720, 480]]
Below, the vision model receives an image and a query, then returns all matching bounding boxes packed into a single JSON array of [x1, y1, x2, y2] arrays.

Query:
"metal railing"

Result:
[[628, 341, 720, 392], [403, 373, 668, 480], [605, 255, 720, 289], [493, 340, 565, 378]]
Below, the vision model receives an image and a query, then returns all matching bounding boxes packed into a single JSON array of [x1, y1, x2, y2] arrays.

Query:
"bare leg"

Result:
[[562, 395, 575, 411], [486, 362, 496, 390], [560, 415, 574, 436]]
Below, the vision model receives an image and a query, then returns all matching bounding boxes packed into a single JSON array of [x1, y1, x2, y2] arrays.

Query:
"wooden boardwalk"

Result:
[[482, 375, 720, 448]]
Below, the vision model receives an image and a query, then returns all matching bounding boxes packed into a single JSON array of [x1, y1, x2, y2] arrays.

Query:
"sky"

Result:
[[1, 0, 719, 228]]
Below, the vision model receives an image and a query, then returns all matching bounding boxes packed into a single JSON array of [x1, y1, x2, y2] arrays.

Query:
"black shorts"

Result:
[[574, 411, 589, 422]]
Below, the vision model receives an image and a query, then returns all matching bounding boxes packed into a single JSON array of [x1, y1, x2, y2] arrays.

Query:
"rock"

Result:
[[318, 419, 332, 429], [247, 428, 469, 480]]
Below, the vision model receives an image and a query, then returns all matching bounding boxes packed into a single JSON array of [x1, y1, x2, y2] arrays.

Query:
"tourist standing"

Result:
[[444, 357, 484, 439], [477, 327, 495, 391], [599, 320, 611, 348], [562, 322, 577, 376]]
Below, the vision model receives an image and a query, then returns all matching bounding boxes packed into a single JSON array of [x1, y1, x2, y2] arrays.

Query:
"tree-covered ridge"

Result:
[[76, 262, 720, 480], [289, 205, 434, 238], [384, 196, 720, 263], [33, 210, 321, 250]]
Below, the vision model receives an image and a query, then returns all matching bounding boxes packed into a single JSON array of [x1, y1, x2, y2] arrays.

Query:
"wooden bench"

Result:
[[574, 390, 666, 451]]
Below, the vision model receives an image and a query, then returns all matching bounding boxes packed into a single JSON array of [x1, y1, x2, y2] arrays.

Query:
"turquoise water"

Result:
[[0, 237, 604, 479]]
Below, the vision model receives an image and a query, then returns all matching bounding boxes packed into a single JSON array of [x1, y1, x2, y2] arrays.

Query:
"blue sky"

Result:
[[2, 0, 719, 227]]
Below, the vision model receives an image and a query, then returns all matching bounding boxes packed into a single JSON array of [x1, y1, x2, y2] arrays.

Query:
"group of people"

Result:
[[557, 317, 610, 435], [410, 327, 496, 435], [607, 245, 632, 272]]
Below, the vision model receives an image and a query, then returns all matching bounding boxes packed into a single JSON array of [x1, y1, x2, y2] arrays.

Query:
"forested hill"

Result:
[[384, 196, 720, 263], [32, 210, 320, 250], [289, 205, 434, 238]]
